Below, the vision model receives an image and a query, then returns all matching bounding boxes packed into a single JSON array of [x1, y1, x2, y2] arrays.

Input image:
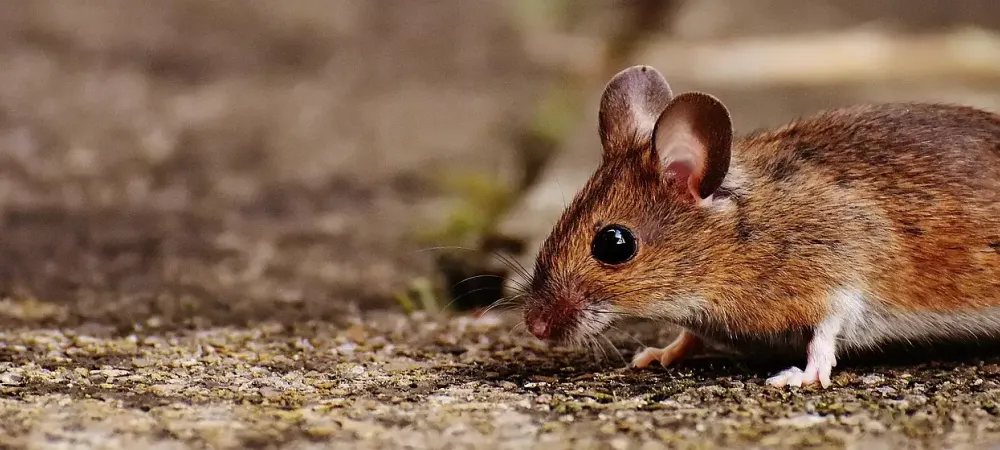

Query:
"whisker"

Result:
[[572, 334, 583, 352], [408, 245, 533, 295], [492, 251, 533, 285], [586, 335, 600, 361], [480, 294, 526, 316], [586, 336, 604, 363], [504, 280, 531, 297], [439, 286, 507, 313], [493, 262, 532, 293], [489, 295, 524, 310], [408, 245, 479, 255], [507, 255, 534, 286], [451, 273, 505, 288], [599, 334, 626, 365], [592, 335, 610, 363], [608, 324, 649, 350], [508, 321, 527, 340]]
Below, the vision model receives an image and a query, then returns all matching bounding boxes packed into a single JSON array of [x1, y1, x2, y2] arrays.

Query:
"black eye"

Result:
[[591, 224, 638, 265]]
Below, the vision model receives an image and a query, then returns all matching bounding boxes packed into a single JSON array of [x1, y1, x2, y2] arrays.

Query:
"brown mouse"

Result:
[[520, 64, 1000, 388]]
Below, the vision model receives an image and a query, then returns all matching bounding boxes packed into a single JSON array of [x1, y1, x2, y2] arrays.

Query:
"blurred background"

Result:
[[1, 0, 999, 331]]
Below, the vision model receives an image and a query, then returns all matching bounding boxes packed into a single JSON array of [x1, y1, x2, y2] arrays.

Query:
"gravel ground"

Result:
[[4, 1, 1000, 449], [6, 314, 1000, 449]]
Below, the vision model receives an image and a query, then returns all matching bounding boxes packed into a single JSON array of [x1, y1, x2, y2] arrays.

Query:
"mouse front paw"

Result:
[[767, 303, 842, 388], [766, 353, 836, 389], [630, 330, 702, 369], [765, 365, 831, 388]]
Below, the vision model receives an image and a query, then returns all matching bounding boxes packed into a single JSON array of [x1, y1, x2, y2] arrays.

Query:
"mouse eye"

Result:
[[591, 224, 637, 265]]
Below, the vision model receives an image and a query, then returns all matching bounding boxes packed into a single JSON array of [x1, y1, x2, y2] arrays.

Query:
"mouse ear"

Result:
[[598, 65, 674, 159], [652, 92, 733, 202]]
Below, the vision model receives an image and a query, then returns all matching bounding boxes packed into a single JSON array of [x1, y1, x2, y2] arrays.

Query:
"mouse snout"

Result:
[[526, 311, 571, 341], [527, 317, 551, 340], [523, 291, 584, 342]]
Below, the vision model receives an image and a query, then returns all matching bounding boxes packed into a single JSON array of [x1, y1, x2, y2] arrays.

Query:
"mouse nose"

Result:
[[527, 317, 551, 340]]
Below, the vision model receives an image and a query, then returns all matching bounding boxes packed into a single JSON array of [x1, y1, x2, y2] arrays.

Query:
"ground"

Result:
[[3, 1, 1000, 449], [5, 315, 1000, 449]]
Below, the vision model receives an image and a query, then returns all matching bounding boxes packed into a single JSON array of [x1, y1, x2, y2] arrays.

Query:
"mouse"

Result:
[[520, 64, 1000, 388]]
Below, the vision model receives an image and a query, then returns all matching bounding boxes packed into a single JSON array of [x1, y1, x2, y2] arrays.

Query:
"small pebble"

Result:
[[861, 374, 884, 385], [259, 387, 283, 400], [0, 371, 24, 386]]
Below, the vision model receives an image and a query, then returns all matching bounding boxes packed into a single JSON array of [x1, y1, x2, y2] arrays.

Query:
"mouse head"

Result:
[[522, 65, 734, 344]]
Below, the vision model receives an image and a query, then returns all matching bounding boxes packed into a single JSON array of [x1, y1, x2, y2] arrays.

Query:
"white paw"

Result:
[[766, 363, 833, 388], [766, 366, 805, 387]]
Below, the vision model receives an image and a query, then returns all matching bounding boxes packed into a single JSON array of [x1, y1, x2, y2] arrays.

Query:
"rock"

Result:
[[0, 371, 24, 386], [861, 375, 885, 385]]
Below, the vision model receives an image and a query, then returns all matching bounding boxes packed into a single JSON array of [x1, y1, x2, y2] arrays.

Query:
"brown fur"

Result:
[[523, 68, 1000, 345]]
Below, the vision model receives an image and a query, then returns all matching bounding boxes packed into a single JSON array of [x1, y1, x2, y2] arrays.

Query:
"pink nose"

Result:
[[528, 318, 551, 340]]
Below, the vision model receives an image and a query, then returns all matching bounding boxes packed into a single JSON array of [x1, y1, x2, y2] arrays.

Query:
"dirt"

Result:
[[5, 315, 1000, 449], [3, 1, 1000, 449]]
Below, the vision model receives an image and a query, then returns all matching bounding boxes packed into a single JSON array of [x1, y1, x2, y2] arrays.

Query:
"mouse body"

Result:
[[521, 65, 1000, 388]]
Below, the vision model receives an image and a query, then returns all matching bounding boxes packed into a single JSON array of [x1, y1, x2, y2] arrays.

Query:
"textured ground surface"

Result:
[[4, 1, 1000, 449], [7, 315, 1000, 449]]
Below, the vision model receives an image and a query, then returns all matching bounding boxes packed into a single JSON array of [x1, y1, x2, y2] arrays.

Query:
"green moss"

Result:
[[393, 276, 442, 315], [415, 171, 515, 248]]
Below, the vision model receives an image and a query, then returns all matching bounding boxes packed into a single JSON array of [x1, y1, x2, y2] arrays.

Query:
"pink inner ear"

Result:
[[664, 158, 701, 199], [664, 159, 694, 185], [654, 92, 732, 201], [659, 135, 705, 199]]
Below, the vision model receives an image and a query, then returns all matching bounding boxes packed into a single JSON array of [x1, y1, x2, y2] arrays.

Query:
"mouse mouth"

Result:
[[565, 309, 616, 345], [522, 281, 622, 346], [524, 304, 615, 346]]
